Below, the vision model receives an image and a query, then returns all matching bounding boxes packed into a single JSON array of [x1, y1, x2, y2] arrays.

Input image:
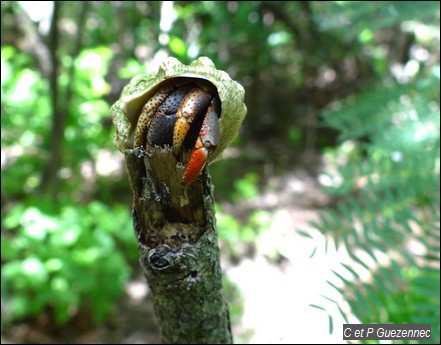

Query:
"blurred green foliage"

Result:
[[217, 207, 272, 244], [309, 2, 440, 343], [2, 201, 135, 323], [1, 0, 440, 342]]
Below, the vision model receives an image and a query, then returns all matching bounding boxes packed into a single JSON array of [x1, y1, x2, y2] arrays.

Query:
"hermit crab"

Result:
[[111, 57, 247, 184]]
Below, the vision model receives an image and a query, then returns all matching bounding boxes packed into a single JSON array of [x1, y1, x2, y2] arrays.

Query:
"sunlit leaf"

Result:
[[169, 35, 187, 58]]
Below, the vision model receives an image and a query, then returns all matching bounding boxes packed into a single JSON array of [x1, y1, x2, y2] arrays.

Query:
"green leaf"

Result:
[[309, 304, 326, 312], [328, 314, 334, 334], [309, 246, 318, 258], [341, 262, 360, 280], [297, 230, 314, 239], [169, 36, 187, 58]]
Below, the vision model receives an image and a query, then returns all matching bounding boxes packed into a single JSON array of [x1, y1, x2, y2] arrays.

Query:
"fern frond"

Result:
[[312, 68, 440, 343]]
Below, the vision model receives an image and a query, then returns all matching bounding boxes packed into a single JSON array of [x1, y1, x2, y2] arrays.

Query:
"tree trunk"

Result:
[[40, 1, 62, 198], [40, 1, 89, 199], [124, 146, 232, 344]]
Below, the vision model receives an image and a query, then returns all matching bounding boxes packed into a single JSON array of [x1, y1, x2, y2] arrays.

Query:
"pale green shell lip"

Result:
[[111, 57, 247, 163]]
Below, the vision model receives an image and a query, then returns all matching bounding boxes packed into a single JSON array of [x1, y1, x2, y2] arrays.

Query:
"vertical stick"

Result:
[[124, 147, 232, 344]]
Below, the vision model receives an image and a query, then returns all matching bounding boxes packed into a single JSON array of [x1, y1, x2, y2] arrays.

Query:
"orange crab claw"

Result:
[[182, 138, 209, 185], [182, 102, 220, 184]]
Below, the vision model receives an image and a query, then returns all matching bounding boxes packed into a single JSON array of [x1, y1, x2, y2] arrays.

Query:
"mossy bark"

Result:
[[124, 147, 232, 344]]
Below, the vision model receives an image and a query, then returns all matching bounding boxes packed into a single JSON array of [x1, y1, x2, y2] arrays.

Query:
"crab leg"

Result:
[[182, 103, 220, 184], [134, 85, 174, 148], [173, 88, 213, 156], [142, 83, 220, 185], [146, 85, 192, 148]]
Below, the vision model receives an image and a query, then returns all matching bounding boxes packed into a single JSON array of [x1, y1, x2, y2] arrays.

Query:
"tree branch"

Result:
[[40, 1, 89, 199], [125, 147, 232, 344], [64, 1, 89, 106]]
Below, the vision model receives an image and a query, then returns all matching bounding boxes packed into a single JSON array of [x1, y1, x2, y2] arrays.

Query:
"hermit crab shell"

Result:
[[111, 56, 247, 164]]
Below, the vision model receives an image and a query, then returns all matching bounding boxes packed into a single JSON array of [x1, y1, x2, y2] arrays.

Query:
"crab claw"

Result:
[[182, 139, 210, 185], [182, 103, 220, 184]]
